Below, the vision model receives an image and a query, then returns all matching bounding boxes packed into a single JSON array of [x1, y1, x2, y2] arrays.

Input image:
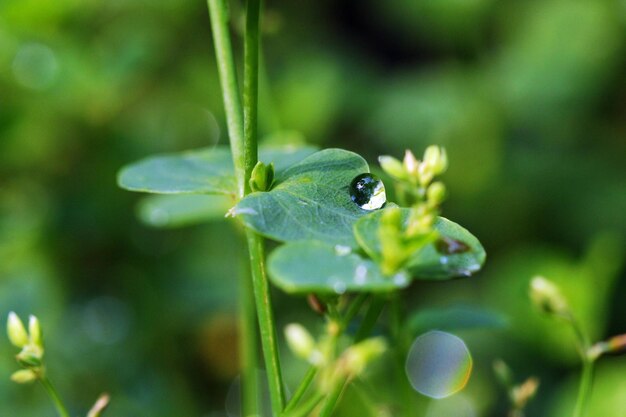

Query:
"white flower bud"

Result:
[[7, 312, 29, 348], [285, 324, 317, 363], [529, 276, 569, 316]]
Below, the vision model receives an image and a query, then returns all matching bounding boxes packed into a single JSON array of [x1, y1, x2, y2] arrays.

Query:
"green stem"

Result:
[[40, 377, 70, 417], [284, 366, 318, 413], [247, 230, 286, 412], [241, 0, 286, 413], [239, 258, 259, 416], [286, 392, 324, 417], [573, 359, 594, 417], [243, 0, 260, 193], [354, 296, 386, 343], [207, 0, 246, 198], [319, 378, 348, 417]]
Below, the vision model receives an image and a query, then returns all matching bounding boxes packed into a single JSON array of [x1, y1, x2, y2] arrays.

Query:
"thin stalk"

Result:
[[286, 392, 324, 417], [339, 293, 368, 333], [354, 296, 386, 343], [242, 0, 285, 412], [239, 258, 259, 416], [40, 377, 70, 417], [247, 230, 286, 412], [566, 314, 593, 417], [243, 0, 260, 192], [318, 378, 348, 417], [284, 366, 318, 413], [207, 0, 246, 198], [573, 360, 594, 417]]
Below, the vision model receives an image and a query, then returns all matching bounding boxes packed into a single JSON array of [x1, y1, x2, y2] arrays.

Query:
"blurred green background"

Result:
[[1, 0, 625, 415]]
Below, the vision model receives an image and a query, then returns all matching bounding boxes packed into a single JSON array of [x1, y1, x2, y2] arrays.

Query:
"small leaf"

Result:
[[137, 194, 234, 228], [234, 149, 373, 246], [408, 305, 508, 335], [117, 145, 318, 196], [354, 209, 486, 280], [267, 240, 410, 294]]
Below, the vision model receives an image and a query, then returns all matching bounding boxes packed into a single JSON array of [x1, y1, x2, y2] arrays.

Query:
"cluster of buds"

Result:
[[7, 312, 45, 384], [377, 146, 448, 274], [284, 322, 387, 393]]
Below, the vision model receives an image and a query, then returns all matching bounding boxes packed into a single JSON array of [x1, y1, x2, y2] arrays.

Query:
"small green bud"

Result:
[[492, 359, 514, 388], [378, 155, 406, 180], [426, 182, 446, 206], [284, 324, 319, 365], [28, 315, 43, 349], [10, 369, 37, 384], [249, 161, 275, 192], [422, 146, 448, 175], [529, 276, 569, 316], [342, 337, 387, 377], [7, 312, 29, 348]]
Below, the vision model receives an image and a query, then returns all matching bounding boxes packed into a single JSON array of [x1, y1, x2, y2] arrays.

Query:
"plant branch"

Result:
[[40, 377, 70, 417], [573, 359, 594, 417], [239, 257, 259, 416], [207, 0, 246, 198], [247, 230, 286, 412]]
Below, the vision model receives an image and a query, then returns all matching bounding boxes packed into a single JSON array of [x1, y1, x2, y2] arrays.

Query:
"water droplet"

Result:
[[349, 173, 386, 210], [354, 264, 367, 285], [331, 279, 347, 294], [440, 256, 449, 265], [393, 273, 409, 286], [435, 236, 471, 255], [406, 331, 472, 399], [334, 245, 352, 256]]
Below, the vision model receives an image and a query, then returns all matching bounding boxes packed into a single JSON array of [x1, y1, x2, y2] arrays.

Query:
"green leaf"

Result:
[[117, 145, 318, 195], [354, 209, 486, 279], [267, 240, 410, 294], [407, 305, 508, 335], [234, 148, 372, 246], [137, 194, 234, 228]]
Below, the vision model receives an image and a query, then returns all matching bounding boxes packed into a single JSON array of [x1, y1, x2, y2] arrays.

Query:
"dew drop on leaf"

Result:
[[349, 173, 386, 210], [406, 330, 472, 399]]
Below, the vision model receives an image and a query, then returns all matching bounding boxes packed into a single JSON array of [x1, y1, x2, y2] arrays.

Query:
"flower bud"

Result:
[[285, 324, 317, 364], [423, 146, 448, 175], [7, 312, 29, 348], [249, 161, 274, 192], [28, 315, 43, 349], [529, 276, 569, 316], [87, 393, 111, 417], [403, 150, 419, 177], [587, 333, 626, 361], [378, 155, 406, 180], [427, 182, 446, 206], [342, 337, 387, 377], [10, 369, 37, 384]]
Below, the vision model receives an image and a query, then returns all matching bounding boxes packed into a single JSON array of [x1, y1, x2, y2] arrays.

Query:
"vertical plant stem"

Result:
[[239, 257, 259, 416], [40, 377, 70, 417], [242, 0, 286, 413], [573, 360, 594, 417], [243, 0, 260, 189], [247, 230, 286, 412], [207, 0, 246, 198]]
